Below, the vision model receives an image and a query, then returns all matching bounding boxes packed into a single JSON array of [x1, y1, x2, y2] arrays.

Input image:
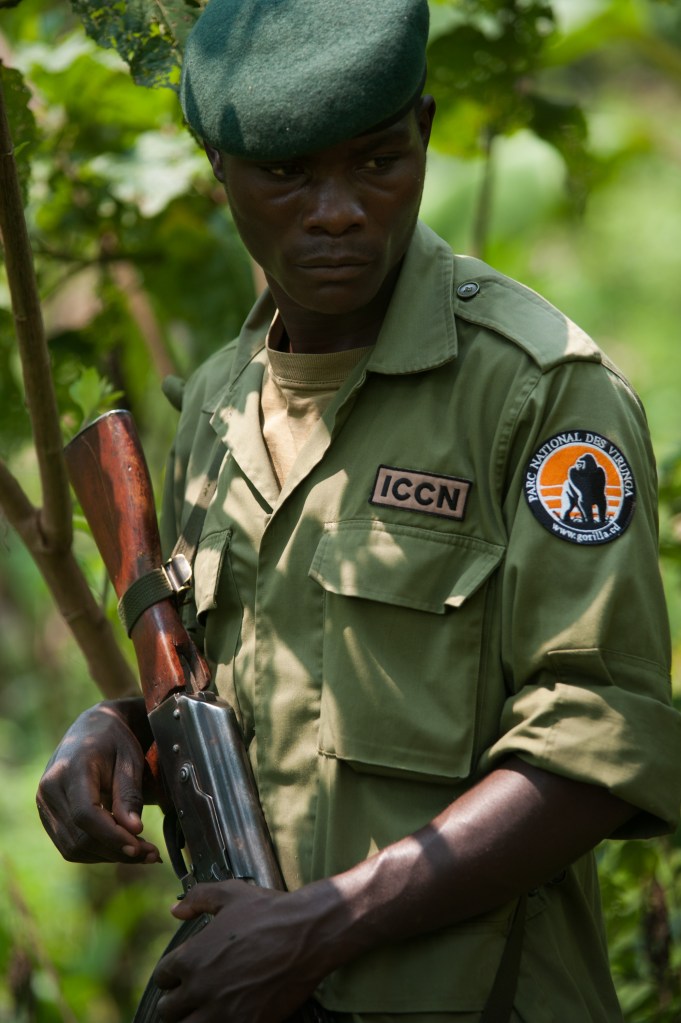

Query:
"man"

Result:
[[36, 1, 681, 1021]]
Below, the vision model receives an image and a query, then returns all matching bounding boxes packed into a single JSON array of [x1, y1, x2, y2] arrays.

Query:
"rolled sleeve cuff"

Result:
[[479, 678, 681, 837]]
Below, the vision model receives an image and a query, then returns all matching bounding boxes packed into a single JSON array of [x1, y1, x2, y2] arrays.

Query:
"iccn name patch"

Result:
[[370, 465, 471, 521], [524, 431, 636, 545]]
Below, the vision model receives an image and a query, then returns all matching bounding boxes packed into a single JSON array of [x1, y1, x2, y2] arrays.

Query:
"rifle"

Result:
[[64, 409, 335, 1023]]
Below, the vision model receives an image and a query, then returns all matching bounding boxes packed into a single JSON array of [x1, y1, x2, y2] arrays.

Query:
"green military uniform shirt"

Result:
[[161, 221, 681, 1020]]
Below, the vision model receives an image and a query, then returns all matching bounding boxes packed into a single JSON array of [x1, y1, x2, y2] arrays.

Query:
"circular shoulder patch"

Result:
[[524, 431, 636, 545]]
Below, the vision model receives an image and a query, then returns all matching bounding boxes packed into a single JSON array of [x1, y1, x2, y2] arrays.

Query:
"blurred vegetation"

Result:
[[0, 0, 680, 1019]]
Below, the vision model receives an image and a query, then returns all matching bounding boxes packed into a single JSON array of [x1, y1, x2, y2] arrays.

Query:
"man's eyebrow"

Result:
[[352, 122, 412, 151], [245, 121, 413, 167]]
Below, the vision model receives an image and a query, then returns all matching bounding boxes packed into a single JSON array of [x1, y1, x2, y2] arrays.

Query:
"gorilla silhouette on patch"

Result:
[[561, 453, 608, 526]]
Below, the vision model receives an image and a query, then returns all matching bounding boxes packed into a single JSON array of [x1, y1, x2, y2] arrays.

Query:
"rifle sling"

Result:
[[479, 892, 527, 1023], [118, 567, 177, 635]]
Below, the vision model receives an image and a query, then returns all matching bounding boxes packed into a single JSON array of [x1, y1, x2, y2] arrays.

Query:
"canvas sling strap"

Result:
[[479, 892, 527, 1022], [117, 441, 227, 635]]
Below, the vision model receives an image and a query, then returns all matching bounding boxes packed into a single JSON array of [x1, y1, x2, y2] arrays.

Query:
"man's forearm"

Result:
[[293, 757, 636, 977]]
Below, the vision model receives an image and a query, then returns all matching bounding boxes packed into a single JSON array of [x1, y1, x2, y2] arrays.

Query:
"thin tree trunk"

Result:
[[471, 128, 496, 262], [0, 63, 137, 698]]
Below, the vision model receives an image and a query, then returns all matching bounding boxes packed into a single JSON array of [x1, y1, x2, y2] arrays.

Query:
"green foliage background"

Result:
[[1, 0, 680, 1019]]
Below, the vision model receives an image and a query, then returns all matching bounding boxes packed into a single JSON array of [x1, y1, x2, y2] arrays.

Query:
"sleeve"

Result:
[[481, 357, 681, 837]]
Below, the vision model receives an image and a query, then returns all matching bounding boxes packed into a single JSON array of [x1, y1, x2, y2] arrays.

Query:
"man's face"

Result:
[[207, 99, 435, 319]]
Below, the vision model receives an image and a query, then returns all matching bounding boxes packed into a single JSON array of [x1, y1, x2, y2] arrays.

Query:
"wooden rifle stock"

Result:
[[65, 410, 335, 1023], [64, 408, 210, 715]]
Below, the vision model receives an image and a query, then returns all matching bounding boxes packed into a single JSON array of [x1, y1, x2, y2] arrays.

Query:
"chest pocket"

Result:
[[309, 521, 504, 782]]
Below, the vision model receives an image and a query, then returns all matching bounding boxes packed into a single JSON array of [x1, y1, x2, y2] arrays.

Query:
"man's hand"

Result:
[[153, 880, 340, 1023], [36, 698, 162, 864]]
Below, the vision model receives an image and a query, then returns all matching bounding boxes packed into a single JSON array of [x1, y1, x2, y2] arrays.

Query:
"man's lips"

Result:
[[294, 251, 374, 268], [299, 260, 368, 267], [295, 261, 371, 282]]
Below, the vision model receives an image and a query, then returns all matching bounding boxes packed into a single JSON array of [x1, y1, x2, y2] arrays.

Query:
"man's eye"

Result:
[[364, 154, 399, 171], [262, 164, 303, 178]]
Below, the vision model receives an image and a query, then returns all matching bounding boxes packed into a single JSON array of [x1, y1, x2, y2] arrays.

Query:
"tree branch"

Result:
[[0, 64, 71, 553], [109, 259, 179, 379], [0, 459, 138, 697], [33, 241, 160, 266], [0, 456, 34, 530]]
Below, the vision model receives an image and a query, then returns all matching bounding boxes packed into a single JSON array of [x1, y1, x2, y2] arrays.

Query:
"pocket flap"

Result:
[[310, 521, 504, 613], [194, 528, 232, 620]]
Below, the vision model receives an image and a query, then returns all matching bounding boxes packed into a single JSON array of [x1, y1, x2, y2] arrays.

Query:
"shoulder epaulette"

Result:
[[169, 336, 242, 417], [452, 255, 602, 372]]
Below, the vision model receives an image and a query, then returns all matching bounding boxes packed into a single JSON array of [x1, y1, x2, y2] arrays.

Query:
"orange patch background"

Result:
[[538, 443, 623, 519]]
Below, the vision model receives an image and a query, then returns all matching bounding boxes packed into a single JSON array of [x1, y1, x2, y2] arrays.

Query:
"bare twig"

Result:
[[471, 127, 496, 262], [33, 241, 159, 265]]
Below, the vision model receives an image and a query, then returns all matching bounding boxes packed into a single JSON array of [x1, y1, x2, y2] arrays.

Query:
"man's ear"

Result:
[[416, 95, 436, 151], [203, 142, 225, 182]]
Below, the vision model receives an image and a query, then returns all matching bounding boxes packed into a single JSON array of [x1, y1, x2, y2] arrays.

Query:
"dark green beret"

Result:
[[180, 0, 429, 159]]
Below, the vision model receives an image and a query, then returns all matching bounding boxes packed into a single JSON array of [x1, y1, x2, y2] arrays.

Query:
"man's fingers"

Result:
[[154, 954, 182, 991], [110, 751, 146, 834], [70, 809, 156, 862], [41, 788, 159, 864], [72, 782, 140, 844], [156, 983, 195, 1023], [94, 750, 162, 860], [153, 943, 193, 996], [169, 880, 243, 919]]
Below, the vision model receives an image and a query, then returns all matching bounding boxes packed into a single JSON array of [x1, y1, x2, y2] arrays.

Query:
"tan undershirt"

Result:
[[261, 321, 371, 488]]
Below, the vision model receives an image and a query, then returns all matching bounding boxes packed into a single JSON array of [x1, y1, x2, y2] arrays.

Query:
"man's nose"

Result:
[[301, 176, 366, 235]]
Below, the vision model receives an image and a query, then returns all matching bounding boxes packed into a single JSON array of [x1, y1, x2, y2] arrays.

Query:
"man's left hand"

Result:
[[153, 880, 336, 1023]]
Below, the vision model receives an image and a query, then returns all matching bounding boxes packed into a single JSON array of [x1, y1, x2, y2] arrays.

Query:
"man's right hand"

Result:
[[36, 698, 162, 865]]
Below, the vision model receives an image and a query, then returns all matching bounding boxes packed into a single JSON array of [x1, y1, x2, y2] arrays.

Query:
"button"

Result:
[[457, 281, 480, 300]]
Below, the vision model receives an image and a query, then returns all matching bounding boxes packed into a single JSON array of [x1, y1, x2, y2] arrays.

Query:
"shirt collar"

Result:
[[367, 220, 458, 375], [204, 219, 457, 416]]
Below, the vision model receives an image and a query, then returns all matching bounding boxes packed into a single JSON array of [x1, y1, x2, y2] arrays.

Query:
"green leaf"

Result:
[[426, 2, 558, 154], [150, 0, 206, 51], [527, 94, 594, 212], [544, 0, 646, 68], [68, 366, 124, 428], [87, 128, 203, 216], [69, 0, 208, 88]]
